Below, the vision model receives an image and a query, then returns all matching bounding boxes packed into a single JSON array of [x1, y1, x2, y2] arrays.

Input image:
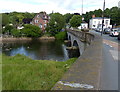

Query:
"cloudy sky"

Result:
[[0, 0, 119, 14]]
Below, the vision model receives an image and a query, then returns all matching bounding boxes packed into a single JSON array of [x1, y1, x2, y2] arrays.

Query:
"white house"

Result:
[[89, 17, 112, 29], [81, 23, 88, 29]]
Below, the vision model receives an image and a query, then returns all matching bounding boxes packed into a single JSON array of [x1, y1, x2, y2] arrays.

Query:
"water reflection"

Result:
[[2, 40, 70, 61]]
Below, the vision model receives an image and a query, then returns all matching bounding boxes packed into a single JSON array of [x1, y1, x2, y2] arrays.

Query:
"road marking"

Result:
[[103, 39, 120, 51], [109, 45, 113, 48], [109, 50, 118, 61]]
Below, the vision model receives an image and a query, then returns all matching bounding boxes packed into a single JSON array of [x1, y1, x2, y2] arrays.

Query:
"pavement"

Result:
[[52, 32, 103, 90]]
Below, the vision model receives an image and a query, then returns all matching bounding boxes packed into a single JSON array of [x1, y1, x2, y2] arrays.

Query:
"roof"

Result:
[[34, 12, 49, 20], [91, 17, 110, 19], [39, 12, 49, 20], [81, 21, 87, 23]]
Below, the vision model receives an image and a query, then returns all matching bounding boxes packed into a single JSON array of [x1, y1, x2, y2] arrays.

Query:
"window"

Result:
[[105, 20, 109, 25], [44, 20, 46, 23], [37, 15, 39, 18], [44, 24, 47, 28], [98, 21, 100, 24], [93, 25, 95, 27], [39, 24, 42, 28], [94, 21, 96, 24], [35, 19, 38, 23]]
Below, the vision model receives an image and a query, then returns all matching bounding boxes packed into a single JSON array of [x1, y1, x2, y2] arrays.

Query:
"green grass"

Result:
[[2, 54, 77, 90]]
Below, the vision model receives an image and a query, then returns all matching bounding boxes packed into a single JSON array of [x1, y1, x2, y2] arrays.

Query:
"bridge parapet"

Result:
[[67, 29, 94, 44]]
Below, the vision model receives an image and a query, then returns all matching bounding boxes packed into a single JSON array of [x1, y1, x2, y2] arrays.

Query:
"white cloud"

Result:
[[0, 0, 119, 14]]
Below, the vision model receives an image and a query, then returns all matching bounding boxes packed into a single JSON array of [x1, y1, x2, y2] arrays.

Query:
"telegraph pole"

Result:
[[101, 0, 105, 36], [81, 0, 83, 16]]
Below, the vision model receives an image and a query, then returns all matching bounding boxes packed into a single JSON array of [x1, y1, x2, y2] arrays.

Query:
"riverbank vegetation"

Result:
[[2, 54, 77, 90], [55, 31, 67, 40]]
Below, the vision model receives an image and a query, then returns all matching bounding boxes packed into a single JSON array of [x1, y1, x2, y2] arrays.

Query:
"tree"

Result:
[[3, 25, 14, 34], [64, 13, 73, 23], [2, 14, 9, 26], [46, 13, 65, 36], [11, 29, 21, 37], [70, 15, 82, 28], [94, 9, 102, 17], [21, 24, 42, 37], [110, 7, 120, 25]]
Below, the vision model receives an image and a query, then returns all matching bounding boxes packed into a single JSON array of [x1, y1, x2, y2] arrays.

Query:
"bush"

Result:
[[55, 31, 67, 40], [3, 25, 14, 34], [21, 24, 42, 37], [11, 29, 21, 37]]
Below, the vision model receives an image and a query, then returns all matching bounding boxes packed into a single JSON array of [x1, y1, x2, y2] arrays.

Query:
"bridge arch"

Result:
[[72, 40, 80, 57], [68, 35, 71, 41], [67, 32, 86, 56], [73, 40, 78, 47]]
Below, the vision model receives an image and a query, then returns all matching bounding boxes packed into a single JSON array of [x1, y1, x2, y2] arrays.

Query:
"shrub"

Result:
[[21, 24, 42, 37], [11, 29, 21, 37], [55, 31, 67, 40], [3, 25, 14, 34]]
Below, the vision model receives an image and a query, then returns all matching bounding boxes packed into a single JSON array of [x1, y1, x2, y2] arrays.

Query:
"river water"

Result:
[[2, 40, 70, 61]]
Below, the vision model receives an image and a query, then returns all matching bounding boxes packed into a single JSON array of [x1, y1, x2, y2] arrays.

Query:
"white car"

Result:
[[109, 28, 119, 36]]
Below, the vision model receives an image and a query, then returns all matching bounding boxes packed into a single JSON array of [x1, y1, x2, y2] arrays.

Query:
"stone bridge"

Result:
[[66, 29, 94, 57]]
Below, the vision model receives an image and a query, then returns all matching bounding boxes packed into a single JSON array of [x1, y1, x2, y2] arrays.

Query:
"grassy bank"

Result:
[[2, 54, 77, 90]]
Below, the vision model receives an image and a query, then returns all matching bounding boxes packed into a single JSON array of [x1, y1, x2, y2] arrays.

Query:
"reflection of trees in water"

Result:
[[2, 40, 66, 61]]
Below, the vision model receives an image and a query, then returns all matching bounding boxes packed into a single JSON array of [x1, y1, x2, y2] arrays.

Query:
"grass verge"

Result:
[[2, 54, 77, 90]]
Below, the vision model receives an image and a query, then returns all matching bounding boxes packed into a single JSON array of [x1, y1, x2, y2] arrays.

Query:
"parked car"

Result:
[[103, 28, 111, 34], [118, 33, 120, 40], [109, 28, 119, 37], [117, 28, 120, 40]]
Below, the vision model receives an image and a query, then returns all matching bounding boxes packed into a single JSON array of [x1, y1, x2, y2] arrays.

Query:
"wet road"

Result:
[[90, 30, 119, 90]]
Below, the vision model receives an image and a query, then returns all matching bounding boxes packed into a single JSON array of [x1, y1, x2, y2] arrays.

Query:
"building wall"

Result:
[[81, 23, 88, 29], [32, 13, 49, 31], [89, 18, 111, 29]]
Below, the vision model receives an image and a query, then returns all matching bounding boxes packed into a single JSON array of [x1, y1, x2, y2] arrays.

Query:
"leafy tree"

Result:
[[70, 15, 82, 28], [21, 24, 42, 37], [109, 7, 120, 25], [3, 25, 14, 34], [94, 9, 102, 17], [64, 13, 73, 23], [104, 8, 110, 17], [2, 14, 9, 26], [11, 29, 21, 37], [46, 13, 65, 36]]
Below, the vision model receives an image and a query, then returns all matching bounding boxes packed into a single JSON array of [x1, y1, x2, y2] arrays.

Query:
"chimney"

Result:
[[92, 15, 95, 18]]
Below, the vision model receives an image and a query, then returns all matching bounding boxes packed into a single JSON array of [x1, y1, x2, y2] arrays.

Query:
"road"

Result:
[[90, 30, 119, 90]]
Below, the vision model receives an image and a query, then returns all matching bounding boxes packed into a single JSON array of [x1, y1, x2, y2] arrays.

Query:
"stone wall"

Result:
[[67, 29, 94, 44]]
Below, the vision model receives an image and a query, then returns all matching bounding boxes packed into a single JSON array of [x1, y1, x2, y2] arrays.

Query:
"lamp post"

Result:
[[101, 0, 105, 36]]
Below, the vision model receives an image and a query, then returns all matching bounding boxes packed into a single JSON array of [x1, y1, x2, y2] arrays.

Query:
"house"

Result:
[[31, 12, 50, 31], [89, 16, 112, 29], [81, 21, 88, 29]]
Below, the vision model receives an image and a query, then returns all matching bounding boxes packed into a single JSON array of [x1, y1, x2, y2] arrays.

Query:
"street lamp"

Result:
[[101, 0, 105, 36]]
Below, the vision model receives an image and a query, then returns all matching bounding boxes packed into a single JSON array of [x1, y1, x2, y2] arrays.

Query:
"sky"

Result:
[[0, 0, 119, 14]]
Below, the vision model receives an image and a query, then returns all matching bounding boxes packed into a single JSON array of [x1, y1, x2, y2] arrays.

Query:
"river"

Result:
[[1, 39, 70, 61]]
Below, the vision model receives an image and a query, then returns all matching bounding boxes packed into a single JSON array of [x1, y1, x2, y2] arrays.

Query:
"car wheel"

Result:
[[112, 34, 114, 37]]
